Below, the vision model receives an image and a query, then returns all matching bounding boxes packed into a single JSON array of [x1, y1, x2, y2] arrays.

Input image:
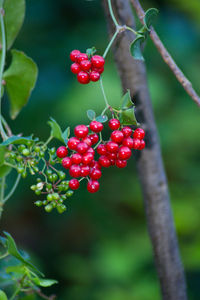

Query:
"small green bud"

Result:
[[30, 185, 37, 191], [35, 190, 41, 196], [34, 146, 40, 153], [58, 185, 64, 192], [33, 166, 39, 172], [49, 147, 56, 155], [66, 190, 74, 197], [17, 166, 24, 174], [57, 204, 66, 213], [52, 173, 58, 182], [58, 171, 66, 180], [52, 193, 60, 200], [45, 204, 53, 213], [48, 175, 53, 182], [43, 200, 48, 205], [22, 171, 27, 178], [35, 200, 43, 207], [16, 155, 23, 162], [47, 194, 53, 201], [22, 149, 30, 156], [39, 151, 45, 158]]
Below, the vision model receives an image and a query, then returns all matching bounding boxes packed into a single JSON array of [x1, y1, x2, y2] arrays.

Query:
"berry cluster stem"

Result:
[[107, 0, 119, 28]]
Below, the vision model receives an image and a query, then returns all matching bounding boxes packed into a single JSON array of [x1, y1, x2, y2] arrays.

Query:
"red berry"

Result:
[[118, 146, 132, 160], [138, 139, 145, 150], [121, 126, 132, 137], [122, 137, 134, 148], [71, 153, 82, 164], [91, 55, 105, 68], [87, 147, 95, 156], [56, 146, 68, 158], [77, 71, 90, 84], [76, 142, 89, 154], [76, 53, 88, 64], [88, 133, 99, 145], [106, 141, 119, 153], [69, 164, 81, 178], [90, 71, 100, 82], [82, 136, 92, 147], [69, 179, 80, 190], [87, 180, 100, 193], [80, 165, 90, 177], [80, 60, 92, 71], [107, 152, 117, 160], [68, 137, 80, 150], [133, 128, 145, 140], [116, 159, 127, 168], [90, 160, 101, 169], [99, 155, 111, 167], [62, 157, 72, 169], [111, 130, 124, 144], [90, 168, 102, 180], [132, 138, 141, 149], [92, 66, 104, 74], [74, 125, 89, 138], [89, 121, 103, 133], [108, 119, 120, 130], [70, 50, 81, 62], [71, 63, 81, 74], [97, 144, 107, 155], [82, 152, 94, 165]]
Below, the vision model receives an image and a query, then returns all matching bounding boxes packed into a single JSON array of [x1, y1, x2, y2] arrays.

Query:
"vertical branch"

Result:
[[102, 0, 187, 299]]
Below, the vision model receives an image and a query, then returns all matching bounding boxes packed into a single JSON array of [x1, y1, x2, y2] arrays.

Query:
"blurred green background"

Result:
[[1, 0, 200, 299]]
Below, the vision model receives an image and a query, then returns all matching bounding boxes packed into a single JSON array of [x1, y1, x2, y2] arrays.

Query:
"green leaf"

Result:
[[0, 165, 11, 178], [144, 8, 159, 30], [3, 49, 38, 119], [0, 0, 25, 49], [0, 290, 8, 300], [48, 117, 64, 143], [6, 265, 26, 275], [120, 108, 138, 126], [121, 90, 133, 110], [62, 127, 70, 145], [87, 109, 96, 121], [32, 277, 58, 287], [95, 115, 108, 123], [3, 232, 43, 276], [0, 135, 35, 147], [0, 147, 6, 166], [130, 35, 145, 61]]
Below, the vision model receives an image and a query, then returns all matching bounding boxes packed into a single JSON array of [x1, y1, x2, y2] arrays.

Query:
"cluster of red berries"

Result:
[[56, 119, 145, 193], [70, 50, 105, 84]]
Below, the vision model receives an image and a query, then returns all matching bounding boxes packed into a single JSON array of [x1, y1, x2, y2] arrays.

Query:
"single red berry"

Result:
[[69, 164, 81, 178], [69, 179, 80, 190], [97, 144, 107, 155], [76, 142, 89, 154], [71, 153, 82, 164], [91, 55, 105, 68], [89, 121, 103, 133], [70, 50, 81, 62], [71, 63, 81, 74], [77, 71, 90, 84], [122, 137, 134, 149], [82, 152, 94, 165], [111, 130, 124, 144], [88, 133, 99, 145], [82, 136, 92, 147], [87, 180, 100, 193], [90, 168, 102, 180], [106, 141, 119, 153], [92, 66, 104, 74], [121, 126, 132, 137], [107, 152, 117, 160], [80, 60, 92, 71], [138, 139, 145, 150], [116, 159, 127, 168], [90, 71, 100, 82], [90, 160, 101, 169], [76, 53, 88, 64], [87, 147, 95, 156], [98, 155, 111, 168], [56, 146, 68, 158], [74, 125, 89, 138], [133, 128, 145, 140], [108, 119, 120, 130], [118, 146, 132, 160], [62, 157, 72, 169], [68, 137, 80, 150], [80, 165, 90, 177], [132, 138, 141, 149]]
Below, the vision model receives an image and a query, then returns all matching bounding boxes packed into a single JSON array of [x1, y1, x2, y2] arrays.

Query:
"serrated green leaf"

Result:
[[144, 8, 159, 30], [48, 117, 64, 143], [0, 165, 11, 178], [0, 290, 8, 300], [3, 49, 38, 119], [121, 90, 133, 110], [120, 108, 138, 126], [0, 0, 25, 49], [3, 232, 43, 276], [130, 35, 145, 61], [95, 115, 108, 123], [62, 127, 70, 145], [0, 135, 35, 147], [87, 109, 96, 120], [32, 277, 58, 287]]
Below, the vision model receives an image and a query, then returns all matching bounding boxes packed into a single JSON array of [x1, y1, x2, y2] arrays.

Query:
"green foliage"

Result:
[[62, 126, 70, 145], [0, 290, 7, 300], [3, 50, 38, 119], [119, 91, 138, 125], [144, 8, 159, 30], [0, 164, 11, 178], [96, 115, 108, 123], [87, 109, 96, 120], [48, 117, 64, 143], [130, 35, 145, 61], [0, 135, 35, 147]]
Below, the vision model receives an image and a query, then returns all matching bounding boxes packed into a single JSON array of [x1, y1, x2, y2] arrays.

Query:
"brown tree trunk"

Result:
[[102, 1, 187, 299]]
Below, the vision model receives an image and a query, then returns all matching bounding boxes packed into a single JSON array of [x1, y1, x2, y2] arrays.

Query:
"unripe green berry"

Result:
[[30, 185, 37, 191], [57, 204, 66, 213], [36, 178, 42, 183], [39, 151, 45, 158], [52, 193, 60, 200], [52, 173, 58, 182], [49, 147, 56, 155], [22, 171, 27, 178], [49, 160, 56, 165], [34, 146, 40, 153], [58, 171, 66, 180], [61, 195, 67, 200], [46, 169, 52, 176], [16, 155, 23, 162], [22, 149, 30, 156], [33, 166, 39, 172], [35, 190, 41, 196], [47, 194, 53, 201], [10, 152, 16, 159], [18, 145, 26, 152], [17, 166, 24, 174], [66, 190, 74, 197], [48, 175, 53, 182], [46, 183, 52, 190], [35, 200, 43, 207], [43, 200, 48, 205], [58, 198, 64, 204], [45, 204, 53, 213]]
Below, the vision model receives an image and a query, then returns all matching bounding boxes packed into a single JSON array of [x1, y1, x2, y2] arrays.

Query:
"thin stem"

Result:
[[0, 251, 8, 259], [0, 8, 8, 140], [125, 25, 137, 35], [107, 0, 119, 27], [9, 286, 21, 300], [1, 116, 12, 137], [4, 162, 18, 169], [99, 77, 109, 108], [3, 174, 21, 203], [44, 135, 53, 147], [103, 29, 119, 59]]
